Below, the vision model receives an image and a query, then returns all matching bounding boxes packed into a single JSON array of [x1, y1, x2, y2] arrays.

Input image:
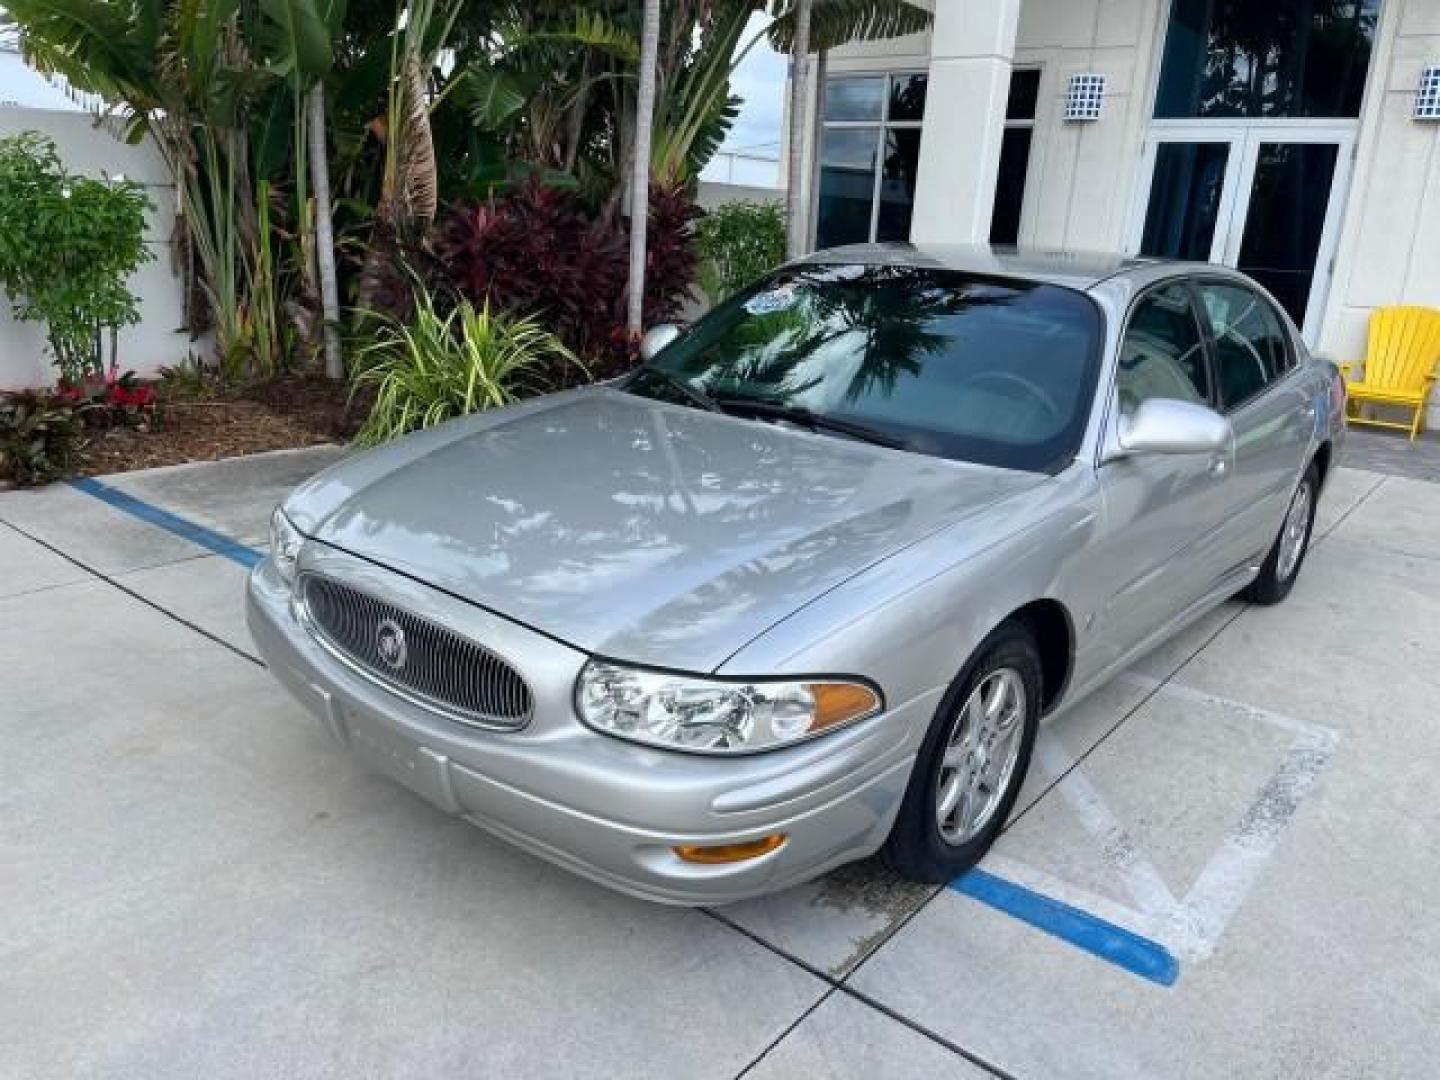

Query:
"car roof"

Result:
[[794, 242, 1221, 292]]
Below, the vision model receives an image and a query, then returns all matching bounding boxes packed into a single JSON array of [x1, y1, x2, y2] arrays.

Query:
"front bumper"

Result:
[[246, 547, 930, 905]]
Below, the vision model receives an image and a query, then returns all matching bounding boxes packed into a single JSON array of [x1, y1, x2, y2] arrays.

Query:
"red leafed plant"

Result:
[[643, 185, 701, 326], [56, 365, 156, 421], [435, 179, 698, 374]]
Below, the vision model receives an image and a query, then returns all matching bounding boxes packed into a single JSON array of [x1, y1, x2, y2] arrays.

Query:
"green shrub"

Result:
[[0, 132, 153, 383], [694, 200, 786, 305], [0, 391, 88, 486], [352, 291, 581, 447]]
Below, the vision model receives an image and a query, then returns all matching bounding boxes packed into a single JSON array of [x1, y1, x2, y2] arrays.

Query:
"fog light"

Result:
[[673, 835, 787, 865]]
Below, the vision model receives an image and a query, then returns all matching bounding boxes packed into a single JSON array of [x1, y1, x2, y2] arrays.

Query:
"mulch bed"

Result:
[[74, 375, 369, 477]]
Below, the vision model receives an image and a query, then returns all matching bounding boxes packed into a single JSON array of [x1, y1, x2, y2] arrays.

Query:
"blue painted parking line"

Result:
[[68, 476, 263, 569], [953, 868, 1180, 987]]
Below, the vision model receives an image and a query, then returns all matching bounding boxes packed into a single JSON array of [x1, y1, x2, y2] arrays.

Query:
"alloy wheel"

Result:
[[1277, 478, 1313, 581], [935, 667, 1027, 845]]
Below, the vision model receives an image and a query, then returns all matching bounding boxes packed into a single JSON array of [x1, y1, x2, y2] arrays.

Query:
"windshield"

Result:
[[629, 263, 1103, 473]]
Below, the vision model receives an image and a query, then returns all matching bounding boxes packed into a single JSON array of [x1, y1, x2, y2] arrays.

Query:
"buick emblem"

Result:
[[375, 618, 408, 671]]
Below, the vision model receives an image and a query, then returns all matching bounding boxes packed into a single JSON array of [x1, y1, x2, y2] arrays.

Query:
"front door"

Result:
[[1090, 281, 1236, 674], [1128, 127, 1355, 343]]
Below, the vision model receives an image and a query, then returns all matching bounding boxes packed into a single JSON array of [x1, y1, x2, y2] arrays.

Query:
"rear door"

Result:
[[1192, 280, 1313, 571], [1091, 280, 1236, 670]]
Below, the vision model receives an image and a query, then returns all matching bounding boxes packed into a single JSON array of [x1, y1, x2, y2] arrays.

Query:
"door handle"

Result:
[[1208, 455, 1229, 477]]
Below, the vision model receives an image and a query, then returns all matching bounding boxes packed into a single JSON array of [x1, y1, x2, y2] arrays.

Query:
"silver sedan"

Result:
[[248, 245, 1345, 903]]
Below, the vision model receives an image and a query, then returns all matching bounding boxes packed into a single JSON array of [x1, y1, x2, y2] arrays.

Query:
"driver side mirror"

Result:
[[639, 323, 681, 362], [1111, 398, 1231, 459]]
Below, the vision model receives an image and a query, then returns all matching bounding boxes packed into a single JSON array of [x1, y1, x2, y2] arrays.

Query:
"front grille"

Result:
[[300, 574, 533, 729]]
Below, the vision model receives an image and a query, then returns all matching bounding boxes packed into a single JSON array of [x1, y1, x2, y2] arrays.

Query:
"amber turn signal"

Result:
[[808, 682, 881, 732], [674, 834, 787, 865]]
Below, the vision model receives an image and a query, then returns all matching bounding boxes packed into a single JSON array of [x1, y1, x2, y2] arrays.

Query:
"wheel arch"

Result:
[[1312, 440, 1333, 490], [1001, 598, 1074, 714]]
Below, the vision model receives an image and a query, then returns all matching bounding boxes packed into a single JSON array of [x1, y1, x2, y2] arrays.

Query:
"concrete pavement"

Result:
[[2, 447, 1437, 1078]]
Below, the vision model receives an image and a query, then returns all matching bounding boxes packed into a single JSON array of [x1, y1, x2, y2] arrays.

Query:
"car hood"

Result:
[[297, 388, 1043, 671]]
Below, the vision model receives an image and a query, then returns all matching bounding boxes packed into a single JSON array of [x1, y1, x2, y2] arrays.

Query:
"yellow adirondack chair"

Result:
[[1341, 306, 1440, 441]]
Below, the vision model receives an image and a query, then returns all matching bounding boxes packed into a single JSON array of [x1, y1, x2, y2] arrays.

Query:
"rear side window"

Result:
[[1196, 283, 1292, 410], [1117, 283, 1210, 416]]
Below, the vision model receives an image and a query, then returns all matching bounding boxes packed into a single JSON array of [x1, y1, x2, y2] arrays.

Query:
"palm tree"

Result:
[[308, 81, 343, 380], [783, 0, 812, 258], [769, 0, 930, 257], [626, 0, 661, 336]]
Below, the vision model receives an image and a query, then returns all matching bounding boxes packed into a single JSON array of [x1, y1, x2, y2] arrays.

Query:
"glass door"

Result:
[[1222, 134, 1352, 340], [1132, 130, 1246, 264], [1128, 127, 1354, 341]]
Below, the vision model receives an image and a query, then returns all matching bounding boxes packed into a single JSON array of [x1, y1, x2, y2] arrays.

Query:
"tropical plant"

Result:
[[351, 290, 580, 445], [0, 390, 88, 486], [435, 177, 696, 366], [643, 184, 702, 324], [695, 199, 785, 303], [0, 132, 153, 383], [5, 0, 345, 377]]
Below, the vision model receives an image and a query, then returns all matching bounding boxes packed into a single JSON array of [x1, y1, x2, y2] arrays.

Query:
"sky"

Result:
[[699, 12, 788, 186], [723, 13, 788, 157]]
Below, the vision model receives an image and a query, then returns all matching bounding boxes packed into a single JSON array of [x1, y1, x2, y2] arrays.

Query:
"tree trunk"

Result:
[[626, 0, 662, 336], [785, 0, 813, 259], [307, 82, 343, 380]]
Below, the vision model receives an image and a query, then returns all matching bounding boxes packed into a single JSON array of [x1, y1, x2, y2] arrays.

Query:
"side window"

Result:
[[1116, 283, 1211, 416], [1196, 283, 1292, 410]]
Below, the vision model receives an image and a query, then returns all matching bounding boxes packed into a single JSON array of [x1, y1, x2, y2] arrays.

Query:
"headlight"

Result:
[[268, 507, 303, 584], [576, 660, 882, 754]]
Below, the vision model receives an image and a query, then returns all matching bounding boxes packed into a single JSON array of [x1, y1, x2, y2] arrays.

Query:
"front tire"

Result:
[[1241, 463, 1319, 606], [883, 623, 1042, 883]]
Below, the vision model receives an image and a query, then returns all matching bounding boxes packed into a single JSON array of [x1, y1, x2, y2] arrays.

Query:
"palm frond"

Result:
[[5, 0, 160, 106], [768, 0, 931, 54]]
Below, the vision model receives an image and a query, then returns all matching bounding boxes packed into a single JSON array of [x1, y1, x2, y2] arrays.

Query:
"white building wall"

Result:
[[1320, 0, 1440, 424], [0, 57, 188, 390], [1009, 0, 1165, 251]]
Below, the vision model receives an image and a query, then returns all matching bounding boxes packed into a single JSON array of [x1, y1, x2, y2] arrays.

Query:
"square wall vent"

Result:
[[1065, 73, 1106, 121], [1416, 64, 1440, 120]]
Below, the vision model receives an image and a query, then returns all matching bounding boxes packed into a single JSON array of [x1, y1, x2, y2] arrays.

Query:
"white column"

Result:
[[910, 0, 1022, 245]]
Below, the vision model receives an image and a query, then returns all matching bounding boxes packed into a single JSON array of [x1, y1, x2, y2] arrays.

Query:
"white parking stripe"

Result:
[[986, 674, 1340, 967]]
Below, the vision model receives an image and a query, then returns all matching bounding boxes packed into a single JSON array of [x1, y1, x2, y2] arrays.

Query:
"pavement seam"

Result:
[[0, 518, 264, 668], [706, 908, 1015, 1080], [0, 577, 96, 603], [731, 984, 842, 1079], [1313, 473, 1387, 545]]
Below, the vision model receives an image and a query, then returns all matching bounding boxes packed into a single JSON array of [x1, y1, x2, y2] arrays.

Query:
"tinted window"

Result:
[[824, 77, 884, 121], [1117, 283, 1210, 415], [1196, 283, 1292, 409], [888, 74, 929, 121], [1006, 69, 1041, 121], [634, 265, 1103, 473], [1140, 142, 1230, 261], [990, 127, 1033, 246], [1155, 0, 1380, 119], [1234, 142, 1340, 326], [816, 129, 878, 248], [875, 129, 922, 241]]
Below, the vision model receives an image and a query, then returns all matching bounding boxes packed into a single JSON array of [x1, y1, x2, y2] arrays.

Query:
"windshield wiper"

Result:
[[630, 367, 720, 412], [713, 396, 906, 450]]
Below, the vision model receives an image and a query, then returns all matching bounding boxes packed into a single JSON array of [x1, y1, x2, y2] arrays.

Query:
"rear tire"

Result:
[[883, 622, 1042, 884], [1241, 463, 1319, 606]]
